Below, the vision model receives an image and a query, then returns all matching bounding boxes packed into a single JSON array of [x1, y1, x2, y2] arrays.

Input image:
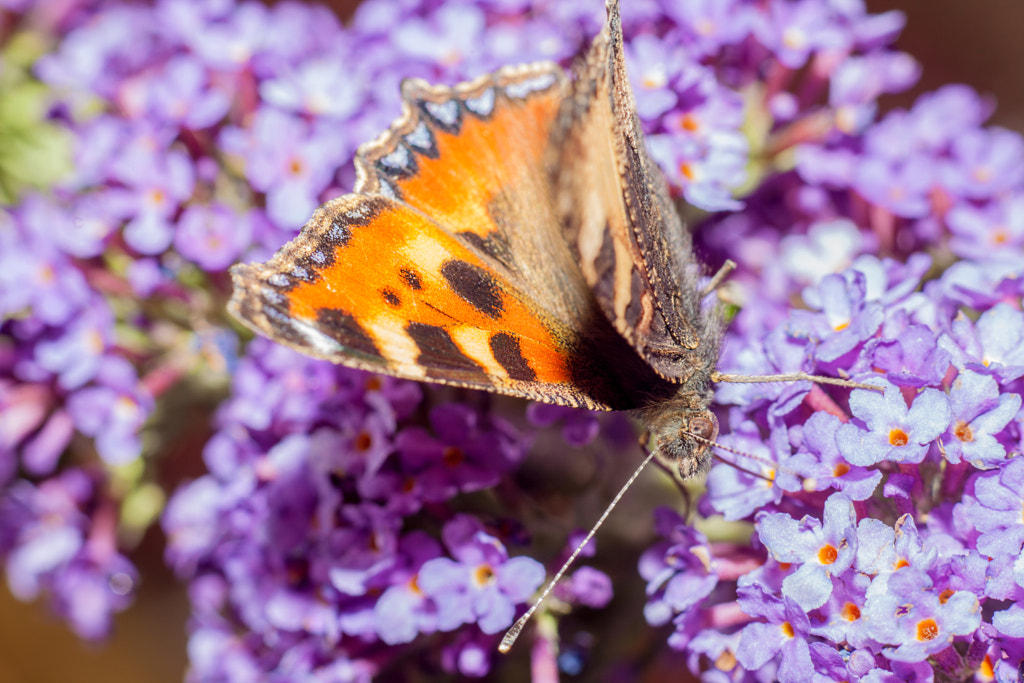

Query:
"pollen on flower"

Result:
[[888, 428, 909, 446], [679, 113, 700, 132], [287, 157, 305, 176], [833, 320, 850, 331], [408, 575, 422, 595], [953, 420, 974, 443], [832, 463, 850, 477], [841, 602, 861, 621], [915, 618, 939, 641], [780, 621, 795, 638], [817, 544, 838, 565], [473, 564, 495, 587], [938, 589, 954, 605], [991, 228, 1009, 245], [680, 162, 697, 181], [894, 558, 910, 570]]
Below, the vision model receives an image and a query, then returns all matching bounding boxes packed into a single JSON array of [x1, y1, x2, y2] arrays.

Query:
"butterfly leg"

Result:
[[699, 259, 737, 299]]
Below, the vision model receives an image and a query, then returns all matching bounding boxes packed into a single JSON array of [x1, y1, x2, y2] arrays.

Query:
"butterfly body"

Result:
[[230, 0, 722, 478]]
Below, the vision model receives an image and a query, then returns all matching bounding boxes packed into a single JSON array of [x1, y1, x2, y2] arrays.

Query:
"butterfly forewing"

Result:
[[230, 61, 675, 411]]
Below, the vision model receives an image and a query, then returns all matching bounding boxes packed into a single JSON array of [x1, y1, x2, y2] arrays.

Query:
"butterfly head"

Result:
[[636, 391, 719, 480]]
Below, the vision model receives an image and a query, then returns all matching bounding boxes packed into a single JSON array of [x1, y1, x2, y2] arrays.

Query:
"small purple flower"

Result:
[[861, 567, 980, 663], [391, 3, 486, 70], [65, 363, 152, 465], [110, 146, 195, 255], [794, 270, 884, 365], [757, 493, 857, 611], [960, 458, 1024, 559], [640, 507, 718, 626], [941, 371, 1020, 468], [220, 108, 349, 228], [173, 203, 253, 272], [626, 34, 680, 119], [417, 515, 544, 635], [784, 412, 882, 501], [395, 403, 526, 502], [705, 421, 788, 520], [735, 583, 815, 679], [947, 195, 1024, 262], [525, 403, 600, 447], [942, 127, 1024, 200], [836, 382, 950, 466], [259, 49, 365, 119], [138, 54, 231, 129], [939, 303, 1024, 385], [372, 531, 443, 645]]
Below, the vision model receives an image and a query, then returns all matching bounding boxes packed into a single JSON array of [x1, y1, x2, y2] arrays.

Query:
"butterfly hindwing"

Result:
[[230, 61, 676, 411], [555, 0, 722, 386]]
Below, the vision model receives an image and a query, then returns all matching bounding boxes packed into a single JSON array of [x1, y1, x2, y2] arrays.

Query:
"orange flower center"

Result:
[[818, 544, 838, 565], [474, 564, 495, 587], [889, 428, 909, 447], [780, 621, 795, 638], [842, 602, 861, 621], [916, 618, 939, 641], [354, 431, 372, 451], [954, 420, 974, 443]]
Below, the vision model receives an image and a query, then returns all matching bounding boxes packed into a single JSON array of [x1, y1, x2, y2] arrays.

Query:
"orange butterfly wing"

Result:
[[230, 63, 675, 411]]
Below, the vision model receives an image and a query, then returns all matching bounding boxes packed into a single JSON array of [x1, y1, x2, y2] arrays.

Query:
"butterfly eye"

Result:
[[688, 413, 719, 445]]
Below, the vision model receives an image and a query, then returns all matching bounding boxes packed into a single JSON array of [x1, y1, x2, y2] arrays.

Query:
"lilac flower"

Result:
[[941, 371, 1020, 468], [259, 49, 366, 119], [625, 34, 681, 119], [862, 567, 981, 662], [220, 108, 349, 228], [417, 515, 544, 635], [793, 270, 885, 365], [783, 412, 882, 500], [640, 507, 718, 626], [109, 144, 195, 255], [960, 458, 1024, 559], [394, 403, 526, 502], [758, 493, 857, 610], [173, 203, 253, 272], [939, 303, 1024, 385], [137, 54, 231, 129], [734, 583, 815, 679], [525, 403, 600, 447], [836, 382, 950, 466]]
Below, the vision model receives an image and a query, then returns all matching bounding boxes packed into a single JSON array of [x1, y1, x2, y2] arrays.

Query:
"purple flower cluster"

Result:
[[163, 338, 549, 678], [2, 0, 1023, 681], [628, 2, 1024, 679]]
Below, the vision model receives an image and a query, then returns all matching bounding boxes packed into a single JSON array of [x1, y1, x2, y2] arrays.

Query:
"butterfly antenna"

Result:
[[686, 430, 787, 484], [711, 371, 884, 393], [499, 446, 658, 654]]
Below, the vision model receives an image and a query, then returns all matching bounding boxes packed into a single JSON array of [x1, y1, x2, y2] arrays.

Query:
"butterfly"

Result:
[[230, 0, 731, 479]]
